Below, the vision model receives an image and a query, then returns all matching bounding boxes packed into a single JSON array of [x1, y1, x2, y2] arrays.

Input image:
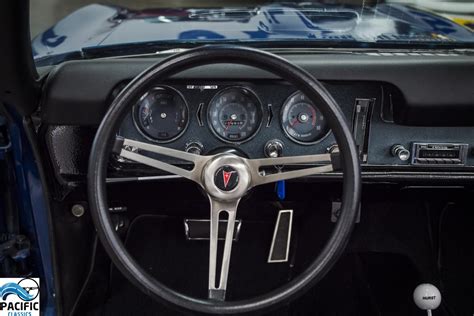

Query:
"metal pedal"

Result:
[[267, 210, 293, 263]]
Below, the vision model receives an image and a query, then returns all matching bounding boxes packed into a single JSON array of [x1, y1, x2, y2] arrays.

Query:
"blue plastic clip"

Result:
[[276, 180, 286, 201]]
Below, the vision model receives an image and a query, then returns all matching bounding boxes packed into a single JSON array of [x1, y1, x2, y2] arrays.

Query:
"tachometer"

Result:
[[133, 86, 189, 142], [208, 87, 263, 143], [281, 91, 329, 144]]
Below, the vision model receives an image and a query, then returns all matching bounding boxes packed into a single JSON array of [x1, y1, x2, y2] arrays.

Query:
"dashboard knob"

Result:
[[327, 144, 339, 154], [391, 144, 410, 161], [185, 141, 204, 155], [264, 140, 284, 158]]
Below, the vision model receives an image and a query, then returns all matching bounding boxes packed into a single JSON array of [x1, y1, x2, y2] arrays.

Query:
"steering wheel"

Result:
[[88, 45, 361, 314]]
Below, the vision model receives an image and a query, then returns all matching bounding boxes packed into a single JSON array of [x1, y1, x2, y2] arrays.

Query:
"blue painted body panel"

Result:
[[32, 3, 474, 64], [5, 112, 56, 315]]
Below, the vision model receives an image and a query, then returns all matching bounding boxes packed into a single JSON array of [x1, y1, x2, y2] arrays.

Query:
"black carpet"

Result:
[[102, 215, 291, 315], [99, 213, 426, 316], [439, 202, 474, 316]]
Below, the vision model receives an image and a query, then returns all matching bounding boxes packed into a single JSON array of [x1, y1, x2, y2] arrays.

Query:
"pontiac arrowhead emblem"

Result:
[[222, 170, 236, 188], [214, 166, 239, 191]]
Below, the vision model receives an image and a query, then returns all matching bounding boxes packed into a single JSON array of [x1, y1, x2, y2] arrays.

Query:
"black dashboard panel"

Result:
[[40, 52, 474, 126], [38, 52, 474, 183]]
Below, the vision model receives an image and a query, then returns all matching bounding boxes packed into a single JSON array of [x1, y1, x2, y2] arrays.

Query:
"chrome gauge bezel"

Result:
[[207, 86, 264, 144], [280, 91, 332, 146], [132, 85, 190, 144]]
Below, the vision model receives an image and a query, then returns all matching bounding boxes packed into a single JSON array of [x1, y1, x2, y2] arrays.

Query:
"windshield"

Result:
[[31, 0, 474, 66]]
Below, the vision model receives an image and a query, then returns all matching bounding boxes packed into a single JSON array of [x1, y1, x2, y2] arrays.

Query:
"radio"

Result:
[[411, 143, 468, 166]]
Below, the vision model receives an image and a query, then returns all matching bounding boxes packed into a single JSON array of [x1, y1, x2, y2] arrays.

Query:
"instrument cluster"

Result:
[[131, 84, 330, 146]]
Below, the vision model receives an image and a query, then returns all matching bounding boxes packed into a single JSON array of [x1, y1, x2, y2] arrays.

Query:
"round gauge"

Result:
[[133, 86, 189, 142], [207, 87, 263, 143], [281, 91, 330, 144]]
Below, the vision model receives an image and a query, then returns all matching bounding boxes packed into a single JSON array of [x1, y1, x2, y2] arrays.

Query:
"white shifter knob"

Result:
[[413, 284, 441, 316]]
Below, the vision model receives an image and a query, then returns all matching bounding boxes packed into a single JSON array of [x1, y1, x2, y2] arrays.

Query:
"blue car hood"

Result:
[[32, 2, 474, 63]]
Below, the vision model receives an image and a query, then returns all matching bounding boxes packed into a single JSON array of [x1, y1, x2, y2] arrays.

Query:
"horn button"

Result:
[[203, 154, 251, 200], [214, 166, 239, 191]]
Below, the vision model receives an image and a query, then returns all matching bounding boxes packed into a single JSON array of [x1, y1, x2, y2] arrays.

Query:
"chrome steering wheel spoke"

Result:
[[208, 197, 240, 301], [246, 153, 337, 187], [250, 153, 332, 167], [114, 137, 211, 183]]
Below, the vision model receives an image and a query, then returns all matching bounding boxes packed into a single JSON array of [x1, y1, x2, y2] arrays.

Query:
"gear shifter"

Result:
[[413, 284, 441, 316]]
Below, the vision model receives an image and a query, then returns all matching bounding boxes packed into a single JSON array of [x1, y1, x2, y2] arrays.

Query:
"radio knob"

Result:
[[391, 144, 410, 161]]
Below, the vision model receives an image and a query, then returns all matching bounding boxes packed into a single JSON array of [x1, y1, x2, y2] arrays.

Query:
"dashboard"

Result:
[[39, 51, 474, 183]]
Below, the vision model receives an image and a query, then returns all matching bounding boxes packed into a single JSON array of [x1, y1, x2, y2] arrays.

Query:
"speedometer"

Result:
[[133, 86, 189, 143], [281, 91, 330, 144], [207, 87, 263, 143]]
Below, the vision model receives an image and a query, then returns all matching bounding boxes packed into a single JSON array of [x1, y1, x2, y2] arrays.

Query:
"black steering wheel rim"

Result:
[[88, 45, 361, 314]]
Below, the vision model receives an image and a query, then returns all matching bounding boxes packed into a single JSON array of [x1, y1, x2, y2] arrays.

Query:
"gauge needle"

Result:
[[225, 120, 232, 131], [290, 118, 299, 127]]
